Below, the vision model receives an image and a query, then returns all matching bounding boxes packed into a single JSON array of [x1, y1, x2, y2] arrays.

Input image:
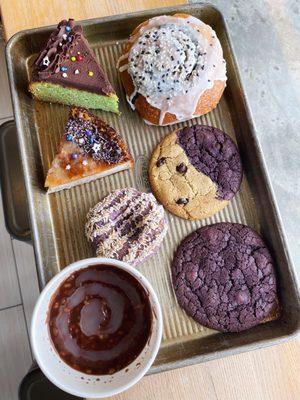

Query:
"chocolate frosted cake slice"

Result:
[[29, 19, 119, 113], [45, 108, 134, 192]]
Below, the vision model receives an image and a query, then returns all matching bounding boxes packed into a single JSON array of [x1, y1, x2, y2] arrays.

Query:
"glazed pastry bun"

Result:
[[117, 13, 227, 126]]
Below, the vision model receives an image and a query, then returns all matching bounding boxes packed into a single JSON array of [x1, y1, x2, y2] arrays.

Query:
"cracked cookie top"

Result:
[[148, 125, 242, 220], [177, 125, 242, 200], [172, 222, 278, 332]]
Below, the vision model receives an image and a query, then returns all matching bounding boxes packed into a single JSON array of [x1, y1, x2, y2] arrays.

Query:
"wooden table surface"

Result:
[[0, 1, 299, 399]]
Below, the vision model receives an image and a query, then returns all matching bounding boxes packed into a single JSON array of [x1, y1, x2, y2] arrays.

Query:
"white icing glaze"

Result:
[[118, 15, 227, 125], [116, 52, 129, 70]]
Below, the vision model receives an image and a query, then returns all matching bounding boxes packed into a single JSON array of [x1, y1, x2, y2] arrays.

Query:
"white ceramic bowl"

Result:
[[31, 257, 163, 398]]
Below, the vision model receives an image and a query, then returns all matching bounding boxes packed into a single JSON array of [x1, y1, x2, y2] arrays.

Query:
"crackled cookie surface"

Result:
[[172, 223, 278, 332], [149, 125, 242, 220], [85, 188, 168, 266]]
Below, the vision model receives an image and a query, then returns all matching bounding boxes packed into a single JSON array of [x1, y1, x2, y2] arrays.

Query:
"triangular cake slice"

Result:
[[29, 19, 118, 113], [45, 108, 134, 192]]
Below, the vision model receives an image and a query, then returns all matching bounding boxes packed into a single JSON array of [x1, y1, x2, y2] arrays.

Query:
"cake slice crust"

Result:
[[45, 108, 134, 192]]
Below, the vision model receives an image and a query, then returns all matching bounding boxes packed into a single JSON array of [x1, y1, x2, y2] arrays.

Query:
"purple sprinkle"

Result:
[[71, 153, 78, 159]]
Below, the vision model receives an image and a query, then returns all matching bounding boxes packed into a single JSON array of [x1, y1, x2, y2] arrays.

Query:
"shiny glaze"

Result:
[[48, 264, 152, 375]]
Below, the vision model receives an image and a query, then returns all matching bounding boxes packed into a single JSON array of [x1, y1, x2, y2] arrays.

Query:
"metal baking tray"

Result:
[[6, 3, 300, 373], [0, 120, 31, 241]]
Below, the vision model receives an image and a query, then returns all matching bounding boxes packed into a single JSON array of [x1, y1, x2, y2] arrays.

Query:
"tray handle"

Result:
[[0, 120, 31, 241]]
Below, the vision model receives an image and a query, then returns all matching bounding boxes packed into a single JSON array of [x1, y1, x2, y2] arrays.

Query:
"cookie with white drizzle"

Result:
[[118, 13, 227, 126], [85, 188, 168, 266], [149, 125, 242, 220]]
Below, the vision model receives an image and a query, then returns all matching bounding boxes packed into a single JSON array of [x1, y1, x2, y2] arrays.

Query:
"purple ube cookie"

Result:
[[85, 188, 168, 266], [177, 125, 242, 201], [172, 222, 278, 332]]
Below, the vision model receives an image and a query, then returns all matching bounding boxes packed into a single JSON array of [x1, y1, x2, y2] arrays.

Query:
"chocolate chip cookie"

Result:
[[172, 222, 278, 332], [149, 125, 243, 220]]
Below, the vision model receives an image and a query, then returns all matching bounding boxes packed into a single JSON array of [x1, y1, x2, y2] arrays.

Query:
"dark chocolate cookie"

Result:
[[172, 222, 278, 332], [149, 125, 242, 220]]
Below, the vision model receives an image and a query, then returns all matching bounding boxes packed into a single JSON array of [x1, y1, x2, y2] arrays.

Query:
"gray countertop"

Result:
[[191, 0, 300, 279]]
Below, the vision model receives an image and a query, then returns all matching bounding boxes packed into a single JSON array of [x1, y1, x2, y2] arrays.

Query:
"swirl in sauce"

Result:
[[48, 264, 152, 375]]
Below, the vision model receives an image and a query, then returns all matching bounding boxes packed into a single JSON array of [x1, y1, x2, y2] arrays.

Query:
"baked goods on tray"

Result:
[[29, 19, 119, 113], [172, 223, 278, 332], [118, 13, 226, 125], [45, 108, 133, 192], [85, 188, 168, 266], [149, 124, 242, 220]]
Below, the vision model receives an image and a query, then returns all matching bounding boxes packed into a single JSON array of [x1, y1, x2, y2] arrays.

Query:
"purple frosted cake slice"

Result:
[[29, 19, 118, 113]]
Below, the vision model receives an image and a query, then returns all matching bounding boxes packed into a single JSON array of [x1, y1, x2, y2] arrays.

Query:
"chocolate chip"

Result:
[[156, 157, 166, 167], [176, 163, 187, 174], [176, 198, 189, 205]]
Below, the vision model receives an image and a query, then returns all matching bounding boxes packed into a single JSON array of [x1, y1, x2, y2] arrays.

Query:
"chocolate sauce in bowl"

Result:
[[48, 264, 153, 375]]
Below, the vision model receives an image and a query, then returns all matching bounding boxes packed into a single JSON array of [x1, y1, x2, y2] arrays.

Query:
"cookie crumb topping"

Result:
[[65, 115, 123, 164]]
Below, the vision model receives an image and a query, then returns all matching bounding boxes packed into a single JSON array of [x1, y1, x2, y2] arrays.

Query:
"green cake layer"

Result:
[[29, 82, 119, 113]]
